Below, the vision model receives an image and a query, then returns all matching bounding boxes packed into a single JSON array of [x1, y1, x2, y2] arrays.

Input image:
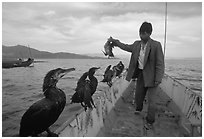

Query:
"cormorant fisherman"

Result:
[[101, 65, 115, 87], [19, 68, 75, 137], [71, 67, 100, 111]]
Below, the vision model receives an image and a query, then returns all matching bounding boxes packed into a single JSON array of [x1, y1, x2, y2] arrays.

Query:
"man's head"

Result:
[[139, 22, 152, 43]]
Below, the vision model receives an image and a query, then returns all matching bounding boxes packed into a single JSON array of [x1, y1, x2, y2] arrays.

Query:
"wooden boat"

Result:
[[47, 70, 201, 137], [2, 58, 34, 69]]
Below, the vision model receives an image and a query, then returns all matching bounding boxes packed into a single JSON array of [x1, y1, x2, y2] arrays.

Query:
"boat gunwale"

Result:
[[164, 73, 201, 98]]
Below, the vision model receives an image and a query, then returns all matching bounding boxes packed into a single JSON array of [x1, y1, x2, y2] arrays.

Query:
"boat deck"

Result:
[[97, 80, 189, 137]]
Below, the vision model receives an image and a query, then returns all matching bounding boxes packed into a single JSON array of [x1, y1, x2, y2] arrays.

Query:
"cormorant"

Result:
[[71, 67, 100, 111], [113, 61, 124, 77], [101, 65, 115, 87], [19, 68, 75, 137], [102, 40, 115, 58], [71, 72, 89, 108]]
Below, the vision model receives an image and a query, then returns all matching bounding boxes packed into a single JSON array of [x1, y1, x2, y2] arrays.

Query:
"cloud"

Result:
[[2, 2, 202, 58], [167, 2, 202, 18], [44, 10, 56, 16]]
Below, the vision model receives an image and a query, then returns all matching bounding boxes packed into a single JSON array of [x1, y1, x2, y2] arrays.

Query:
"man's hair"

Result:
[[139, 22, 152, 35]]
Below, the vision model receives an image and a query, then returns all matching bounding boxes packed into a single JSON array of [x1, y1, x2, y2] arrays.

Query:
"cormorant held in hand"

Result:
[[19, 68, 75, 137], [101, 65, 115, 87], [102, 40, 115, 58], [71, 67, 100, 111]]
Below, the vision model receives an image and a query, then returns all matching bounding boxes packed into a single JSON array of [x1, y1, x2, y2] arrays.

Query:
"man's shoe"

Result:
[[134, 110, 141, 115], [144, 122, 153, 130]]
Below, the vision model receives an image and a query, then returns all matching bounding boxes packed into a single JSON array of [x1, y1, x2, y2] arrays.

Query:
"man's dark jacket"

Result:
[[116, 38, 165, 87]]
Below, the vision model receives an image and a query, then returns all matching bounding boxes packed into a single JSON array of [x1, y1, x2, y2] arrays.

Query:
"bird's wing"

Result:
[[76, 85, 85, 100], [89, 77, 98, 96], [83, 82, 92, 108], [75, 72, 88, 92], [77, 72, 88, 85], [105, 65, 111, 74], [21, 99, 54, 127], [71, 92, 82, 103]]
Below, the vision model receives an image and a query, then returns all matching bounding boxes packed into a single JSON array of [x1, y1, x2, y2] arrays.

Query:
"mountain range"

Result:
[[2, 45, 105, 59]]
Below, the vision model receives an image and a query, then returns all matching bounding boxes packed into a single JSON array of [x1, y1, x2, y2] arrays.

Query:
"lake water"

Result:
[[2, 58, 202, 136]]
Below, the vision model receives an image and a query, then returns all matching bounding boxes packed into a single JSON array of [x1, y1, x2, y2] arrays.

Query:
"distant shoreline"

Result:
[[32, 57, 120, 62], [3, 57, 121, 64]]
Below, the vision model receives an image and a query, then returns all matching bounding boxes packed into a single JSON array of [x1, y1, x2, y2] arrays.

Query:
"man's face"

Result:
[[139, 32, 150, 42]]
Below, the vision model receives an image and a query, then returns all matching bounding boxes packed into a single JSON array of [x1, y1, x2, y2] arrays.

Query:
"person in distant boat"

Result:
[[108, 22, 165, 130], [27, 58, 32, 61], [18, 58, 23, 61]]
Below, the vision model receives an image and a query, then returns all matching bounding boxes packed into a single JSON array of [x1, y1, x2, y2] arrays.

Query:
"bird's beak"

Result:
[[59, 68, 75, 79], [95, 67, 100, 71]]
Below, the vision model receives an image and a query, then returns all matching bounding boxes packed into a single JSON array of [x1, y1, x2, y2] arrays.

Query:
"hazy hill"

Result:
[[2, 45, 104, 59]]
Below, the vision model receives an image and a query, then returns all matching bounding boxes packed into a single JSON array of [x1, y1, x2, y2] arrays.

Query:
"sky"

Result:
[[2, 2, 202, 58]]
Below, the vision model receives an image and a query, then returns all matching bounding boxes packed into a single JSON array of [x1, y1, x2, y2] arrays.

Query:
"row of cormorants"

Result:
[[19, 61, 125, 137], [101, 61, 125, 87]]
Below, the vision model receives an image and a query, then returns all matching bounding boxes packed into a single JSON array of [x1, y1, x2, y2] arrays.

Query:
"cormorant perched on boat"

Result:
[[71, 72, 89, 107], [101, 65, 115, 87], [113, 61, 124, 77], [71, 67, 100, 111], [19, 68, 75, 137]]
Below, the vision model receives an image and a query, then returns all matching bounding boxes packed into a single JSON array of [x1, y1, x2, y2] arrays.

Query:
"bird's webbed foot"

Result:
[[46, 129, 58, 137], [81, 103, 88, 111], [107, 82, 112, 87], [93, 104, 96, 108], [84, 106, 88, 111], [81, 102, 85, 107], [90, 98, 96, 109]]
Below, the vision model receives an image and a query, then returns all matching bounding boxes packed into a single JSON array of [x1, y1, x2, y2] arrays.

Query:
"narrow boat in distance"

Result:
[[2, 58, 34, 69]]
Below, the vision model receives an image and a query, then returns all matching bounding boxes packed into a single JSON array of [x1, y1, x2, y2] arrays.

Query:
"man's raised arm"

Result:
[[108, 37, 133, 53]]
